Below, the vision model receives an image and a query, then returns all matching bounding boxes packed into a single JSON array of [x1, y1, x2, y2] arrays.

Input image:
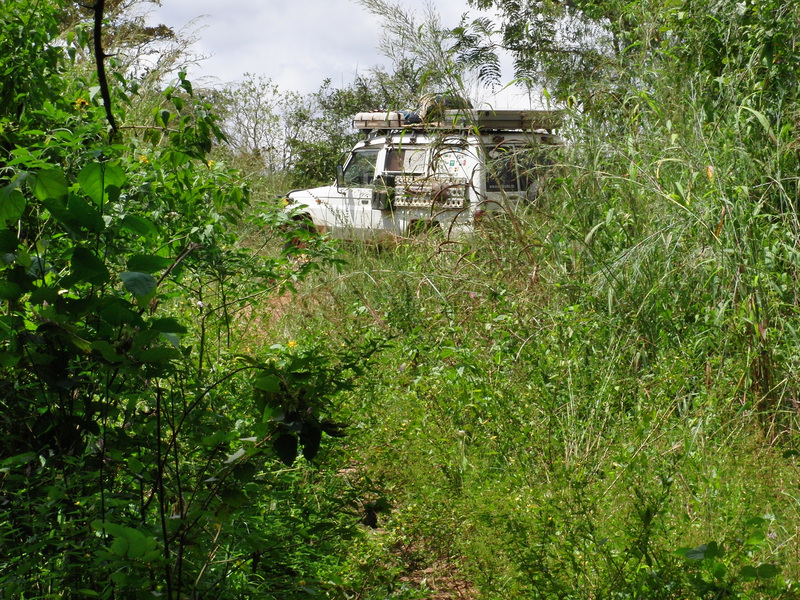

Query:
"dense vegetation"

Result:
[[1, 0, 799, 599]]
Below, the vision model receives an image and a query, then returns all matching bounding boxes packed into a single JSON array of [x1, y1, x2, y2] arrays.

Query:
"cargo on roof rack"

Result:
[[353, 108, 563, 132]]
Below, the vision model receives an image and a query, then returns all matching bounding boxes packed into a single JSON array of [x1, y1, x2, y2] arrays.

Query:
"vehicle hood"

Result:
[[286, 184, 337, 208]]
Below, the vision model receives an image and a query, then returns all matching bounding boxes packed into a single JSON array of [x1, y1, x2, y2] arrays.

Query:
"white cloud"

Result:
[[146, 0, 544, 108]]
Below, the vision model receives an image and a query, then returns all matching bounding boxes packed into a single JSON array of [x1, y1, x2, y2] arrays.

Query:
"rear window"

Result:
[[485, 145, 552, 193]]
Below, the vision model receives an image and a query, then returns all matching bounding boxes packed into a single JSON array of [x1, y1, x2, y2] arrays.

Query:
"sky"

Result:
[[145, 0, 541, 108]]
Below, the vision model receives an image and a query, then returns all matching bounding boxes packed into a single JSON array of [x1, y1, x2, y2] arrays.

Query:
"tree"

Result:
[[0, 1, 371, 597], [217, 74, 285, 173], [453, 0, 659, 117], [356, 0, 480, 104], [58, 0, 205, 83], [455, 0, 800, 124], [217, 66, 438, 190]]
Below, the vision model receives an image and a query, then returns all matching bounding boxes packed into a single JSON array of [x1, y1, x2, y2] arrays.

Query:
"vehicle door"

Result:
[[339, 147, 380, 238], [381, 145, 428, 234]]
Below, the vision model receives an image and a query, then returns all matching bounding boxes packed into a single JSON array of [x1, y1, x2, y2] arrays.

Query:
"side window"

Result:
[[485, 145, 551, 193], [516, 150, 553, 192], [343, 149, 380, 186], [384, 148, 426, 175], [485, 146, 519, 192]]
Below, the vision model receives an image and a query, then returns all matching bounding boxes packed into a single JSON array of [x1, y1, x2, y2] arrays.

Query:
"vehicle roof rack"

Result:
[[353, 109, 563, 133]]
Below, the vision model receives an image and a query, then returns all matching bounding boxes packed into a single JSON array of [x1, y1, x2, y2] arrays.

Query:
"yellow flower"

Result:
[[139, 155, 149, 164], [287, 340, 298, 348], [74, 98, 89, 110]]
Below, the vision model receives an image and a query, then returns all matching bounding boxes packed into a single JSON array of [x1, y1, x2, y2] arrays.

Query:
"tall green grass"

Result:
[[258, 84, 800, 599]]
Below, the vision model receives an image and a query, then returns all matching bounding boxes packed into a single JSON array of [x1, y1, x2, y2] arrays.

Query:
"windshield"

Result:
[[343, 149, 380, 186]]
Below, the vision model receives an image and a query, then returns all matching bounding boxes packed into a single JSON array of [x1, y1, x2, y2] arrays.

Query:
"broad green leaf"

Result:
[[29, 286, 58, 305], [685, 543, 715, 561], [78, 162, 126, 205], [756, 563, 780, 579], [103, 162, 125, 189], [300, 422, 322, 461], [233, 463, 256, 482], [127, 456, 144, 474], [160, 332, 180, 348], [77, 163, 104, 204], [262, 405, 284, 422], [91, 340, 124, 364], [164, 149, 191, 168], [136, 347, 180, 363], [179, 74, 193, 96], [122, 528, 148, 559], [99, 299, 142, 327], [67, 332, 92, 353], [120, 271, 157, 297], [0, 230, 17, 252], [740, 565, 758, 581], [273, 433, 298, 466], [127, 255, 173, 273], [130, 329, 159, 351], [1, 171, 30, 204], [221, 488, 248, 508], [106, 185, 121, 204], [746, 530, 766, 546], [0, 351, 20, 367], [0, 282, 22, 301], [201, 431, 238, 446], [141, 549, 162, 564], [1, 451, 36, 468], [110, 537, 129, 557], [149, 317, 188, 333], [71, 248, 110, 285], [67, 195, 104, 232], [16, 249, 31, 268], [0, 187, 25, 227], [92, 519, 127, 539], [41, 198, 79, 231], [121, 214, 157, 237], [135, 289, 156, 311], [254, 374, 281, 393], [33, 168, 68, 201]]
